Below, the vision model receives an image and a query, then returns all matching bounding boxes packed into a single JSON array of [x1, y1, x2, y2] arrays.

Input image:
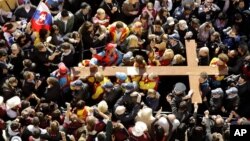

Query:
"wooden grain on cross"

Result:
[[72, 40, 227, 103]]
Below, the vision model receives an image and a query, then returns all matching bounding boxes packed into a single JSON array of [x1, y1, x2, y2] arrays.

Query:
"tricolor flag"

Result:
[[31, 2, 53, 32]]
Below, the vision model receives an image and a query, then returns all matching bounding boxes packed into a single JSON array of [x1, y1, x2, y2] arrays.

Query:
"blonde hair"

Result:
[[162, 49, 174, 60], [97, 100, 108, 113], [199, 47, 209, 57], [173, 54, 186, 64], [212, 132, 223, 141], [97, 8, 105, 15], [128, 35, 139, 48]]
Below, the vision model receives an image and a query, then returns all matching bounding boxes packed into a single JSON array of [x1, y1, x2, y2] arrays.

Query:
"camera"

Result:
[[244, 59, 250, 68], [7, 63, 14, 70], [35, 73, 40, 80], [224, 74, 240, 85], [223, 27, 232, 35], [55, 46, 62, 53]]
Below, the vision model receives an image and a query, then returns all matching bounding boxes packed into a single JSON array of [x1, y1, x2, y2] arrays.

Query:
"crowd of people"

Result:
[[0, 0, 250, 140]]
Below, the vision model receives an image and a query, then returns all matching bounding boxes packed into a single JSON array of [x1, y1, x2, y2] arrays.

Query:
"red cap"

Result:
[[105, 43, 117, 51], [58, 62, 67, 74]]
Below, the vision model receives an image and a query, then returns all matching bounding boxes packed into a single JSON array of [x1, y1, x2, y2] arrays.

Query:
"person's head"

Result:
[[215, 116, 224, 127], [227, 49, 237, 59], [11, 43, 20, 55], [234, 13, 243, 23], [183, 3, 193, 14], [190, 126, 205, 141], [97, 131, 106, 141], [115, 105, 126, 116], [102, 82, 114, 92], [49, 120, 59, 133], [7, 77, 18, 87], [46, 77, 59, 87], [94, 72, 104, 82], [115, 21, 124, 32], [211, 132, 223, 141], [23, 59, 33, 68], [0, 49, 7, 61], [61, 10, 69, 21], [61, 42, 72, 53], [173, 82, 186, 95], [178, 20, 188, 31], [191, 18, 200, 30], [36, 42, 46, 52], [96, 8, 106, 19], [51, 109, 61, 119], [23, 71, 35, 81], [82, 21, 93, 33], [205, 0, 214, 6], [147, 89, 157, 98], [158, 7, 169, 17], [179, 101, 188, 112], [199, 47, 209, 57], [162, 49, 174, 60], [146, 2, 154, 11], [86, 116, 97, 131], [76, 100, 86, 109], [32, 127, 41, 139], [237, 42, 248, 56], [210, 32, 221, 42], [32, 117, 40, 127], [24, 0, 31, 8], [81, 2, 91, 15], [97, 100, 108, 113], [217, 12, 227, 21], [134, 55, 145, 66], [140, 12, 149, 24], [132, 21, 143, 35], [172, 54, 186, 65], [238, 74, 247, 85], [237, 0, 245, 10], [211, 88, 223, 98], [10, 121, 20, 131], [128, 35, 139, 48], [217, 53, 229, 66], [39, 28, 49, 41], [199, 72, 208, 83], [154, 20, 162, 32], [71, 80, 84, 90]]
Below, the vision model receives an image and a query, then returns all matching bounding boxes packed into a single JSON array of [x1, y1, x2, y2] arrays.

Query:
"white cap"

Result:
[[115, 106, 126, 115], [131, 121, 147, 137], [6, 96, 21, 110]]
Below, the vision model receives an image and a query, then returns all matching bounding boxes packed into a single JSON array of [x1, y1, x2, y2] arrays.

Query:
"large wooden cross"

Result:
[[72, 40, 227, 103]]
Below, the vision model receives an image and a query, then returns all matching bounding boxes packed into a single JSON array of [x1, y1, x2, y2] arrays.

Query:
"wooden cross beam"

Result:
[[72, 40, 228, 103]]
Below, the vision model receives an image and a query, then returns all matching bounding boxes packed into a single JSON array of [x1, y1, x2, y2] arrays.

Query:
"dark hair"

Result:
[[200, 72, 208, 80], [10, 121, 20, 130], [21, 100, 30, 109], [179, 101, 188, 111], [61, 10, 69, 18], [0, 39, 6, 47], [154, 20, 162, 26], [76, 100, 86, 109], [47, 77, 59, 86], [39, 28, 49, 42], [80, 21, 93, 34], [81, 2, 90, 9], [135, 55, 144, 64], [61, 42, 72, 50], [116, 21, 124, 29], [32, 117, 40, 126], [32, 128, 41, 139], [4, 23, 13, 31]]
